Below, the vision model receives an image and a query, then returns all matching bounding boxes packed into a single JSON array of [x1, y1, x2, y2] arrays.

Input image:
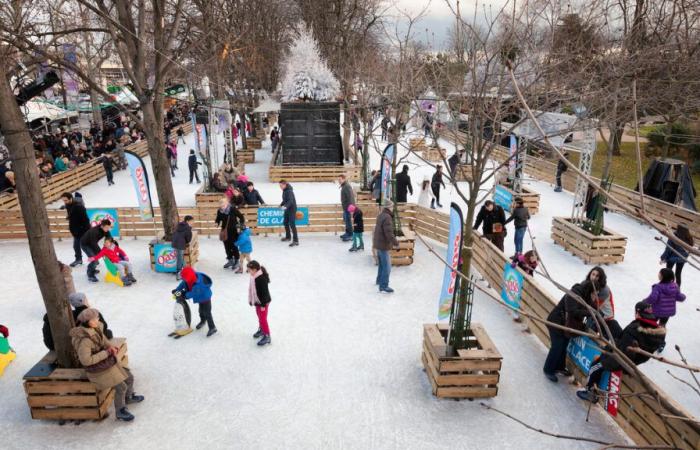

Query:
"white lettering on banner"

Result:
[[447, 235, 460, 295], [135, 167, 149, 202]]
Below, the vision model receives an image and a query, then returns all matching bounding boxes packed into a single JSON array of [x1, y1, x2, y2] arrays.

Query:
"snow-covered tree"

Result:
[[281, 28, 339, 101]]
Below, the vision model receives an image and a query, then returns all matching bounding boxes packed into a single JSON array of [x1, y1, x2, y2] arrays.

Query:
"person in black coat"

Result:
[[215, 198, 245, 270], [244, 182, 265, 205], [577, 302, 666, 402], [80, 220, 113, 282], [61, 192, 91, 267], [555, 151, 569, 192], [448, 150, 464, 179], [395, 165, 413, 203], [542, 280, 597, 382], [172, 215, 194, 279], [279, 180, 298, 246], [247, 260, 272, 346], [96, 153, 114, 185], [430, 165, 446, 208], [43, 294, 113, 351], [473, 200, 507, 251], [188, 150, 201, 184], [348, 204, 364, 251]]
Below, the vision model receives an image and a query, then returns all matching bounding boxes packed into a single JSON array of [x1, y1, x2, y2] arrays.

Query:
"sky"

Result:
[[391, 0, 511, 50]]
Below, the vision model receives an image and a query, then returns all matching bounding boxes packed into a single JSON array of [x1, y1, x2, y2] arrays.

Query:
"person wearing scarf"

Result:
[[247, 260, 272, 346]]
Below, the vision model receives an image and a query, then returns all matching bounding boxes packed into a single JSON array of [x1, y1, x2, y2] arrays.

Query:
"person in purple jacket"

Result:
[[643, 268, 685, 352]]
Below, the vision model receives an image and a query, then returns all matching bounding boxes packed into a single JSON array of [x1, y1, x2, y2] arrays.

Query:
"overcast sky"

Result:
[[391, 0, 510, 50]]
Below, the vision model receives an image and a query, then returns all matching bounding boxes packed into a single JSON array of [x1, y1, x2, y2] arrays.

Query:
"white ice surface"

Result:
[[0, 236, 628, 449]]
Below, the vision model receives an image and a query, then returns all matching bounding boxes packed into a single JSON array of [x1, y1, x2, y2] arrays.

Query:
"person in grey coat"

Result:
[[372, 200, 399, 293], [504, 197, 530, 255], [280, 180, 298, 246], [339, 174, 356, 241]]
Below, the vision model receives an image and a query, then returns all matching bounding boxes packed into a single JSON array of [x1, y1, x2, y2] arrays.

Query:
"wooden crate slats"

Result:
[[268, 165, 361, 182], [551, 217, 627, 264]]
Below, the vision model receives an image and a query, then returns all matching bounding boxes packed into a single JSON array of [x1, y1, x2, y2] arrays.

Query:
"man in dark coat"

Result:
[[555, 151, 569, 192], [373, 200, 399, 293], [188, 150, 201, 184], [97, 153, 114, 185], [431, 165, 446, 208], [43, 294, 113, 351], [339, 175, 355, 241], [280, 180, 298, 246], [577, 302, 666, 402], [61, 192, 91, 267], [80, 219, 113, 282], [395, 165, 413, 203], [448, 150, 464, 179], [172, 215, 194, 279], [473, 200, 507, 251], [244, 182, 265, 205]]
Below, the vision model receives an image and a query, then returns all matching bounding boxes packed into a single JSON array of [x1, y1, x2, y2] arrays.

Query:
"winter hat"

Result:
[[76, 308, 100, 324], [347, 204, 356, 213], [181, 266, 197, 289], [0, 324, 8, 338], [383, 199, 394, 209], [68, 293, 89, 309], [634, 301, 656, 321], [597, 286, 610, 301]]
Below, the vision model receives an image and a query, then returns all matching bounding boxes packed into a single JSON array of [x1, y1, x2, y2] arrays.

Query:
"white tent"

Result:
[[21, 101, 78, 124], [253, 97, 281, 113], [506, 111, 595, 151]]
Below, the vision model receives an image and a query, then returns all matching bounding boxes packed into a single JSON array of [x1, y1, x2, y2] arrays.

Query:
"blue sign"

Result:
[[87, 208, 120, 237], [438, 204, 463, 320], [257, 207, 310, 227], [153, 243, 177, 273], [567, 336, 602, 374], [501, 262, 524, 310], [494, 185, 513, 212]]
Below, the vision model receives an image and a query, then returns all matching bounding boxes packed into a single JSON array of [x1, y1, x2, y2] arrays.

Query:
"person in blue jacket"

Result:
[[234, 227, 253, 274], [173, 267, 217, 337]]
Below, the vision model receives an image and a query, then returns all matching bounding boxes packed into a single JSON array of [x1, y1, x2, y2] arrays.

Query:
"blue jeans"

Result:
[[514, 226, 527, 254], [376, 250, 391, 290], [352, 232, 364, 248], [342, 210, 352, 237], [175, 249, 185, 273]]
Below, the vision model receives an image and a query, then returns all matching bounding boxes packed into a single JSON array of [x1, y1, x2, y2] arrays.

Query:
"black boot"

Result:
[[116, 407, 134, 421], [126, 394, 145, 404], [223, 259, 234, 269], [195, 320, 206, 330], [253, 328, 263, 338]]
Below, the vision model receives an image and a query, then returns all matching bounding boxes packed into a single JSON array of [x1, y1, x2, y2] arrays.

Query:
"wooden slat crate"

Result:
[[391, 228, 415, 266], [237, 149, 255, 164], [409, 137, 426, 149], [356, 190, 375, 203], [268, 164, 361, 182], [148, 232, 199, 270], [246, 138, 262, 149], [23, 338, 128, 421], [503, 185, 540, 215], [422, 146, 447, 162], [422, 322, 502, 399], [551, 216, 627, 264], [453, 164, 473, 182]]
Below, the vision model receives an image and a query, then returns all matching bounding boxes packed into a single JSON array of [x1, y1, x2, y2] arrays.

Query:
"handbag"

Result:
[[219, 214, 230, 241], [85, 354, 117, 373]]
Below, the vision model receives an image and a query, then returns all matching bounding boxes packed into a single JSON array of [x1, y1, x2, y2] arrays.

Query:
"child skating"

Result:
[[89, 237, 137, 286], [173, 266, 217, 337], [347, 204, 364, 252], [234, 227, 253, 274], [247, 260, 271, 346]]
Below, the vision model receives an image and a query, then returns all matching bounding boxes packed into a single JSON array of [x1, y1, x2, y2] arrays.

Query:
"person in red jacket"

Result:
[[89, 237, 137, 286]]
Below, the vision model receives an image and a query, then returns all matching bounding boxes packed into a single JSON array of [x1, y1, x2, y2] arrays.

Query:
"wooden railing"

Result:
[[411, 205, 700, 450], [0, 121, 193, 210]]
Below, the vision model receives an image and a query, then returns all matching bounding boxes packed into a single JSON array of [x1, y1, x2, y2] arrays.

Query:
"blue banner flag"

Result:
[[438, 203, 464, 320], [494, 184, 513, 212], [191, 113, 199, 153], [124, 150, 154, 220], [380, 144, 395, 203]]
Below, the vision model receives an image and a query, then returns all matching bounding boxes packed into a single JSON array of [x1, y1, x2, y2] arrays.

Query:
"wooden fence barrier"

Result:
[[411, 204, 700, 449], [268, 164, 361, 182], [0, 122, 193, 210]]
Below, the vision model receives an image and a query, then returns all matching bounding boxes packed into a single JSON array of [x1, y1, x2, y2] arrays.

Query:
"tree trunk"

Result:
[[89, 87, 103, 127], [342, 102, 351, 162], [611, 123, 623, 156], [0, 64, 78, 368], [141, 100, 179, 241]]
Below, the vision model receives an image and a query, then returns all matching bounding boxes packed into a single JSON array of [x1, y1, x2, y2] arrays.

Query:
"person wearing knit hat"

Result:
[[76, 307, 100, 324], [173, 266, 217, 337], [576, 301, 666, 403], [42, 294, 113, 351], [373, 198, 399, 293]]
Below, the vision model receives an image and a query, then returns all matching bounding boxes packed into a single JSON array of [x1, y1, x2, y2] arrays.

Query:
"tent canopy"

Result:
[[22, 100, 77, 123], [507, 112, 583, 149], [253, 97, 281, 113], [638, 158, 697, 211]]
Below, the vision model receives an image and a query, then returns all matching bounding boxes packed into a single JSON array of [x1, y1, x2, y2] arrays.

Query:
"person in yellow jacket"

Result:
[[0, 324, 16, 377]]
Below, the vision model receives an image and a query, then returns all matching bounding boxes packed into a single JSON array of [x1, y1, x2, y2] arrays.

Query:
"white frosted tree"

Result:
[[281, 28, 339, 101]]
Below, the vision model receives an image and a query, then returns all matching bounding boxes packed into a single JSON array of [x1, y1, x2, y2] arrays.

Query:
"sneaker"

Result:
[[126, 394, 145, 404], [257, 335, 271, 346], [341, 237, 352, 242], [88, 276, 99, 283], [576, 389, 598, 403], [281, 237, 291, 242], [69, 260, 83, 267], [253, 328, 263, 339], [116, 407, 134, 422], [554, 187, 563, 192], [289, 241, 299, 247], [195, 321, 206, 330], [556, 368, 573, 377], [357, 245, 364, 251], [543, 371, 558, 383], [206, 328, 218, 337], [128, 274, 137, 283], [223, 259, 234, 269], [349, 247, 358, 252], [121, 277, 132, 286], [380, 287, 394, 294]]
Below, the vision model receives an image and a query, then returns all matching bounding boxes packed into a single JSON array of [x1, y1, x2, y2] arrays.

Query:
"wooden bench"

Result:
[[23, 338, 128, 421]]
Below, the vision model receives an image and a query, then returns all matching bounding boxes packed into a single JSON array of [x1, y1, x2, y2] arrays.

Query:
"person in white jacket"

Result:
[[417, 176, 436, 208]]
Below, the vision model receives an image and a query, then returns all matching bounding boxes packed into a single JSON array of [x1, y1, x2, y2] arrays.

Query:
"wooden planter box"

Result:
[[356, 190, 375, 203], [392, 228, 415, 266], [551, 217, 627, 264], [423, 146, 447, 162], [409, 137, 426, 149], [268, 164, 360, 182], [23, 339, 128, 421], [237, 149, 255, 163], [503, 185, 540, 215], [246, 137, 262, 149], [453, 164, 473, 182], [422, 323, 502, 399], [148, 232, 199, 271]]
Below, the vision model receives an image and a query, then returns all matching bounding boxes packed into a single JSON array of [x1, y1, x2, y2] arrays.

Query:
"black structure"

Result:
[[637, 157, 697, 211], [279, 102, 342, 165]]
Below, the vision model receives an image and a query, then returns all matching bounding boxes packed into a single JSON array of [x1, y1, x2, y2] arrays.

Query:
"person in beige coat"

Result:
[[70, 308, 144, 422]]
